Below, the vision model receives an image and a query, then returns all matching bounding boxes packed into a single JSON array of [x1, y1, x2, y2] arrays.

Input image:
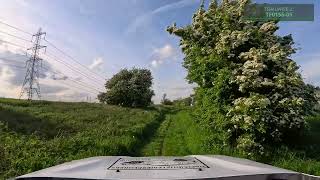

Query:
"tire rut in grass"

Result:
[[139, 108, 178, 156], [157, 114, 173, 155], [132, 107, 176, 156]]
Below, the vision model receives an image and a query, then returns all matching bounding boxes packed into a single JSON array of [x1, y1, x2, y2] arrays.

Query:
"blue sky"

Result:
[[0, 0, 319, 102]]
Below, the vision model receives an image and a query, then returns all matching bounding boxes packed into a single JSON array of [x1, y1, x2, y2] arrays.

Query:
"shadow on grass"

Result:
[[260, 115, 320, 163], [293, 117, 320, 160], [0, 106, 75, 139]]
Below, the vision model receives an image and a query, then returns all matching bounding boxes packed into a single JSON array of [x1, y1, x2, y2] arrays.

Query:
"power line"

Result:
[[65, 78, 101, 93], [40, 68, 100, 95], [43, 68, 100, 95], [20, 28, 46, 100], [0, 21, 102, 100], [0, 39, 27, 49], [41, 65, 103, 92], [44, 48, 106, 84], [0, 21, 105, 83], [44, 39, 106, 80], [37, 77, 98, 97], [41, 52, 105, 86], [0, 61, 26, 69], [0, 30, 32, 43], [59, 80, 98, 95], [0, 61, 98, 96], [0, 20, 33, 36], [0, 56, 27, 64], [42, 52, 105, 86], [0, 21, 106, 81]]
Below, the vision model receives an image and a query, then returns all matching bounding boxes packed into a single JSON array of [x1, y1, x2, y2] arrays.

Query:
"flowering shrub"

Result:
[[167, 0, 317, 154]]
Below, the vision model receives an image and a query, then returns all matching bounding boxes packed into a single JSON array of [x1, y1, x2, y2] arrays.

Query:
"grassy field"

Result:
[[141, 108, 320, 176], [1, 98, 320, 179], [0, 98, 166, 179]]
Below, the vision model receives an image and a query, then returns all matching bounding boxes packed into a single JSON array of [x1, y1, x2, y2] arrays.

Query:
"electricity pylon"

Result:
[[19, 28, 46, 100]]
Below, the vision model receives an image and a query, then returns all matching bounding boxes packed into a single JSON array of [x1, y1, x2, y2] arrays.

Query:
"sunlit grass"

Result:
[[0, 98, 163, 179]]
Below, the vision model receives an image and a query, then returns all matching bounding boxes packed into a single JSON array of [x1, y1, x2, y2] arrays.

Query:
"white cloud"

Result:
[[0, 0, 193, 102], [151, 59, 162, 68], [150, 44, 177, 68], [39, 84, 68, 95], [0, 1, 106, 102], [0, 65, 30, 99], [154, 44, 176, 59], [0, 70, 21, 98], [152, 80, 195, 104], [0, 34, 30, 54], [50, 73, 68, 80], [0, 66, 15, 80], [0, 50, 82, 100], [297, 54, 320, 86], [0, 41, 101, 101], [89, 57, 104, 71], [126, 0, 198, 34]]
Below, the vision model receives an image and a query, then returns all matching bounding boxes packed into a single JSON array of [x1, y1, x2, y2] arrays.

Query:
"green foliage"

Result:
[[98, 68, 154, 107], [161, 99, 173, 105], [315, 87, 320, 111], [167, 0, 318, 154], [172, 96, 193, 107], [160, 93, 173, 105], [302, 84, 320, 114], [0, 98, 163, 179]]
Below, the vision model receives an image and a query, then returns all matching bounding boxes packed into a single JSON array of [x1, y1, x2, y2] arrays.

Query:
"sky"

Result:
[[0, 0, 319, 103]]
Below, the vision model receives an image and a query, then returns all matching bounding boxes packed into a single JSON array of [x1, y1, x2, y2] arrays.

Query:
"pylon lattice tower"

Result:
[[19, 28, 46, 100]]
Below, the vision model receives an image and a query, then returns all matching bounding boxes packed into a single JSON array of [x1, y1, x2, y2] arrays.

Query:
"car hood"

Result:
[[15, 155, 319, 180]]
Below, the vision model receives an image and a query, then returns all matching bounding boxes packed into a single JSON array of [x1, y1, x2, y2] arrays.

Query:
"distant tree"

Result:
[[97, 92, 107, 103], [172, 96, 193, 106], [313, 86, 320, 112], [167, 0, 317, 154], [315, 86, 320, 101], [161, 93, 173, 105], [302, 84, 319, 114], [98, 68, 154, 107], [161, 93, 167, 103]]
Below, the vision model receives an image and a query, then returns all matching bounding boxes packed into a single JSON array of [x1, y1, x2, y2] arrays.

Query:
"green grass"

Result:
[[1, 98, 320, 178], [141, 108, 209, 156], [268, 115, 320, 175], [141, 108, 320, 176], [0, 98, 165, 179]]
